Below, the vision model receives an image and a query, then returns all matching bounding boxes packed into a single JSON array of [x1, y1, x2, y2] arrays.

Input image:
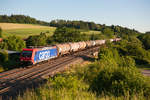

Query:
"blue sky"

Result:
[[0, 0, 150, 32]]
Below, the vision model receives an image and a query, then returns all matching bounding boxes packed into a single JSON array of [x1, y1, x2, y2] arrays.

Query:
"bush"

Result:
[[102, 28, 114, 38], [90, 66, 150, 96], [0, 50, 8, 63], [98, 46, 132, 67], [52, 27, 88, 43], [90, 34, 106, 40], [1, 36, 26, 51], [87, 44, 150, 97], [26, 32, 47, 46], [112, 38, 150, 65], [121, 56, 135, 67], [126, 43, 150, 64], [84, 62, 104, 83], [0, 66, 4, 72], [46, 36, 56, 45], [49, 73, 85, 92], [138, 34, 150, 50], [84, 58, 118, 84]]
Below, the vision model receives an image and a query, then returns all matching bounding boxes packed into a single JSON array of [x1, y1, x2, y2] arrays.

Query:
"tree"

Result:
[[26, 32, 47, 46], [102, 28, 114, 38], [138, 34, 150, 50], [90, 34, 104, 40], [0, 28, 1, 37], [145, 31, 150, 34], [1, 36, 26, 51], [0, 51, 8, 63], [52, 27, 83, 43], [0, 15, 49, 26]]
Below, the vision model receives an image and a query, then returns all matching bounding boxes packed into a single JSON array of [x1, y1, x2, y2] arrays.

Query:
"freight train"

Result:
[[20, 38, 121, 64]]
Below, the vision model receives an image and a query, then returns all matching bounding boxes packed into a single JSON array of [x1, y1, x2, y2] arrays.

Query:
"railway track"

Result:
[[0, 46, 100, 99]]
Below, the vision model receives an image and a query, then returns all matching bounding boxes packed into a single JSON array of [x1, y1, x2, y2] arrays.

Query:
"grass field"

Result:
[[0, 23, 101, 38], [81, 30, 101, 34], [0, 23, 56, 38]]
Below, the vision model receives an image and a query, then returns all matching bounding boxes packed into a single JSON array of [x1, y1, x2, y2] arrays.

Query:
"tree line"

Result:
[[50, 20, 141, 35], [50, 20, 98, 30], [0, 15, 49, 26]]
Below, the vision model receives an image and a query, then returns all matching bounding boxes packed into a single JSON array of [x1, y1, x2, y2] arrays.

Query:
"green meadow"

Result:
[[0, 23, 101, 38], [2, 27, 56, 38]]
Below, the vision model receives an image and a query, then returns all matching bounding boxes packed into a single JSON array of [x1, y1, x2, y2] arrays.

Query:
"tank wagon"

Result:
[[56, 43, 70, 55], [69, 42, 80, 52], [20, 38, 121, 64], [85, 41, 93, 48], [95, 40, 106, 46], [114, 38, 121, 42], [78, 42, 86, 50], [110, 39, 114, 42]]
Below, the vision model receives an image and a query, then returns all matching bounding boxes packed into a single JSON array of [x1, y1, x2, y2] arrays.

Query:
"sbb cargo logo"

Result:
[[39, 50, 50, 60]]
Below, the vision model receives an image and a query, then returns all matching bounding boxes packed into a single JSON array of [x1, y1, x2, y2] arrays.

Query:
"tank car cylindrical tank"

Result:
[[85, 41, 93, 48], [91, 41, 96, 46], [101, 40, 106, 44], [95, 40, 100, 46], [78, 42, 86, 50], [95, 40, 105, 45], [110, 39, 114, 42], [114, 38, 121, 42], [69, 42, 80, 52], [55, 43, 71, 55]]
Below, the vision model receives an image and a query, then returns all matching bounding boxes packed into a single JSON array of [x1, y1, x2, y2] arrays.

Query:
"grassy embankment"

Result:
[[16, 63, 150, 100]]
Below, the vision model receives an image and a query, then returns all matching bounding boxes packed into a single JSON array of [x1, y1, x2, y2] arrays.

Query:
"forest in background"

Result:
[[0, 15, 49, 26]]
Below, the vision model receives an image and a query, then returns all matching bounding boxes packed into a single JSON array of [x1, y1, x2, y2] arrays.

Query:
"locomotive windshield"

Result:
[[21, 51, 32, 57]]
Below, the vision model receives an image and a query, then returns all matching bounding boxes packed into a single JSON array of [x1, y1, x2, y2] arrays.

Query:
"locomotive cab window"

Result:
[[21, 51, 33, 57]]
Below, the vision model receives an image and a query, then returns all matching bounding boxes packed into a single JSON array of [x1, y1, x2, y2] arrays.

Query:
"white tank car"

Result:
[[101, 40, 106, 44], [85, 41, 93, 48], [115, 38, 121, 41], [95, 40, 105, 45], [110, 39, 114, 42], [55, 43, 71, 55], [69, 42, 80, 52], [91, 41, 96, 46], [78, 41, 86, 50]]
